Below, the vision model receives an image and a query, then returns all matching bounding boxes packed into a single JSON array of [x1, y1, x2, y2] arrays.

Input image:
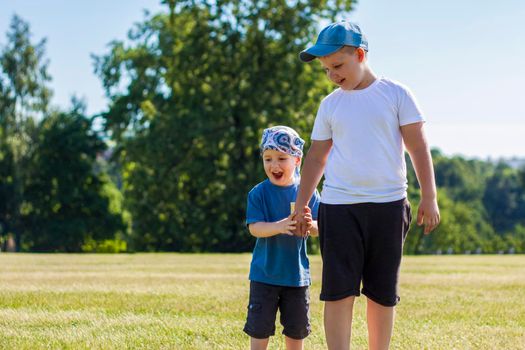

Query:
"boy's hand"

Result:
[[293, 206, 311, 237], [278, 215, 297, 236], [417, 197, 440, 234], [303, 207, 313, 231]]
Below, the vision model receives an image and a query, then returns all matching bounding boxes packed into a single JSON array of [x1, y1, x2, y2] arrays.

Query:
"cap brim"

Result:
[[299, 44, 343, 62]]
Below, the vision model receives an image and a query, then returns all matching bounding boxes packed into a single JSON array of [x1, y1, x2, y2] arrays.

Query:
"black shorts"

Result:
[[243, 281, 310, 340], [318, 198, 412, 306]]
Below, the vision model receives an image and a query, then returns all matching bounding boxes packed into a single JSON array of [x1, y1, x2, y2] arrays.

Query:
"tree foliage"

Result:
[[0, 15, 52, 249], [21, 101, 126, 251], [0, 16, 125, 252], [94, 0, 354, 251], [405, 152, 525, 254], [483, 162, 525, 233]]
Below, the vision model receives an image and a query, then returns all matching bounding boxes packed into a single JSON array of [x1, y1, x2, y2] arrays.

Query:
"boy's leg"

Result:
[[250, 337, 270, 350], [360, 198, 411, 350], [318, 203, 364, 350], [244, 281, 279, 345], [324, 296, 355, 350], [366, 298, 394, 350], [285, 336, 304, 350], [279, 286, 310, 349]]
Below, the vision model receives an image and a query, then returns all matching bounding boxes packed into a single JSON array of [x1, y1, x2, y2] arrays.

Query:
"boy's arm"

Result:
[[401, 122, 440, 234], [294, 139, 333, 236], [248, 215, 297, 238]]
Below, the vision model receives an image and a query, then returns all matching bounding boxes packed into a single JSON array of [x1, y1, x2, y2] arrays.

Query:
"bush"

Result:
[[82, 238, 127, 253]]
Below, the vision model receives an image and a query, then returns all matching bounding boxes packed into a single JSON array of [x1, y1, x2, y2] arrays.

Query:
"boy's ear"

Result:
[[296, 157, 302, 167], [356, 47, 366, 62]]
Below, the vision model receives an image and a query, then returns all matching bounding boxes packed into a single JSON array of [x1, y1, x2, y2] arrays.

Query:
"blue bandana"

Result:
[[260, 126, 305, 158]]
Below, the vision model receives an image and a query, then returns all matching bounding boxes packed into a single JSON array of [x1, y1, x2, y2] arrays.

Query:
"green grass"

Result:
[[0, 254, 524, 349]]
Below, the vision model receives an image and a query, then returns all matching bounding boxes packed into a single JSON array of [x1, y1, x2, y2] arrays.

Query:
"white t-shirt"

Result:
[[311, 77, 425, 204]]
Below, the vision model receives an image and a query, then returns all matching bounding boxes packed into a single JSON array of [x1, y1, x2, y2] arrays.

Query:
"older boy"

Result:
[[244, 126, 321, 350], [293, 21, 440, 349]]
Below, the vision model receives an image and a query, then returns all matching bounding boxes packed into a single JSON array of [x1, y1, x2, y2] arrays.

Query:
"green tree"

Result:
[[433, 151, 493, 203], [505, 224, 525, 253], [94, 1, 354, 251], [405, 150, 502, 254], [404, 189, 495, 254], [22, 101, 126, 252], [483, 162, 525, 233], [0, 15, 52, 250]]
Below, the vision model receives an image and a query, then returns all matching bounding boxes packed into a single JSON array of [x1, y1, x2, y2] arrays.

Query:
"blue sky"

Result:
[[1, 0, 524, 158]]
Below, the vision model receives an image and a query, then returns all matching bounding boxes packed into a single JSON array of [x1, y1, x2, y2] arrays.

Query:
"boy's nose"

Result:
[[329, 71, 340, 81]]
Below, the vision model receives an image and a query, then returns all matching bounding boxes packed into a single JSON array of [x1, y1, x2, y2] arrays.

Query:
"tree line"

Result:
[[1, 2, 524, 254]]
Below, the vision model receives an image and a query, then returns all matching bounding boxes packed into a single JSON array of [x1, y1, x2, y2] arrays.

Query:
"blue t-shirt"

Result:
[[246, 179, 320, 287]]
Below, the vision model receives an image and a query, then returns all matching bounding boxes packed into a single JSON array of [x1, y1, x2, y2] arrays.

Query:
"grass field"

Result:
[[0, 253, 524, 349]]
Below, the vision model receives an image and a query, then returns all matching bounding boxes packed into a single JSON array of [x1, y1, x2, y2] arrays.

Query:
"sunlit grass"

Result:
[[0, 254, 524, 349]]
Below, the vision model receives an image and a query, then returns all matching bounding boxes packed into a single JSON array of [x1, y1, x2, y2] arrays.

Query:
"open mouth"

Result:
[[337, 78, 346, 85], [272, 172, 284, 180]]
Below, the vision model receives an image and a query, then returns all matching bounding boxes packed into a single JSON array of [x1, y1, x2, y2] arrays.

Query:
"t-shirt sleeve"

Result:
[[246, 187, 266, 225], [308, 189, 321, 220], [398, 84, 425, 126], [311, 101, 332, 140]]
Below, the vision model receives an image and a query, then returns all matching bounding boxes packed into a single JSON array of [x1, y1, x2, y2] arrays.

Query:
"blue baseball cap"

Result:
[[300, 21, 368, 62]]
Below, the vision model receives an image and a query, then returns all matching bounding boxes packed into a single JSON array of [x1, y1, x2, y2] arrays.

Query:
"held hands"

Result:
[[292, 206, 312, 237], [303, 207, 313, 235], [417, 197, 440, 234]]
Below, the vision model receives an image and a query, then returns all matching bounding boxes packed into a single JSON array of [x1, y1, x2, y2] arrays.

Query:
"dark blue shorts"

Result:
[[318, 198, 412, 306], [243, 281, 310, 340]]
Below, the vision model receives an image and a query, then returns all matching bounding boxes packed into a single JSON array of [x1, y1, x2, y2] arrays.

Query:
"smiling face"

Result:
[[319, 46, 367, 91], [262, 149, 301, 186]]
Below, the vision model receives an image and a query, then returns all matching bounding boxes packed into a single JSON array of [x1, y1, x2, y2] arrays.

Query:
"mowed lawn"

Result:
[[0, 254, 524, 349]]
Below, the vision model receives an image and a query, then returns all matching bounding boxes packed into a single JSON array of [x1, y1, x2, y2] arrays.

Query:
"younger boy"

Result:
[[244, 125, 321, 350], [293, 21, 440, 349]]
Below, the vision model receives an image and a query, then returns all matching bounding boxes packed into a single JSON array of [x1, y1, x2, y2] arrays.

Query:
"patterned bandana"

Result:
[[260, 126, 305, 158]]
